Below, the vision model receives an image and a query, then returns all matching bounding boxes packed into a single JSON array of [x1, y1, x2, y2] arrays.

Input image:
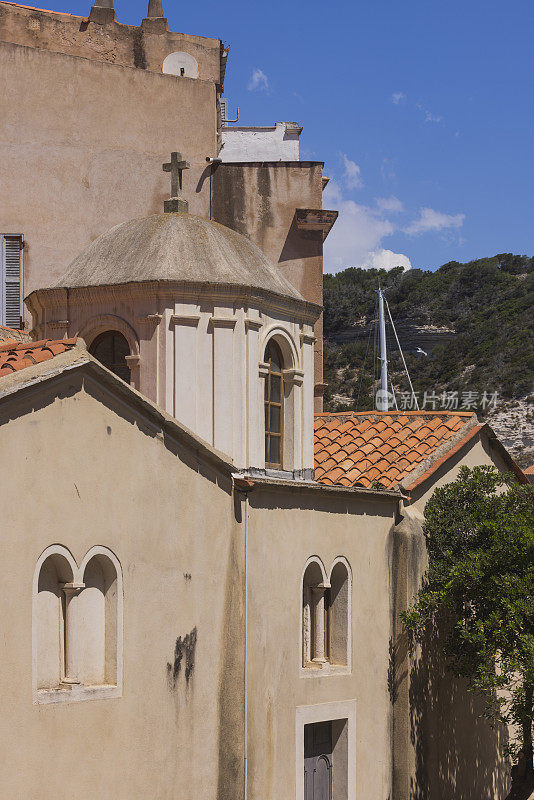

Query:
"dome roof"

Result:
[[52, 212, 305, 301]]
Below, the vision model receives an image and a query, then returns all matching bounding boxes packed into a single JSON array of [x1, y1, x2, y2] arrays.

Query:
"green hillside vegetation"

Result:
[[323, 254, 534, 413]]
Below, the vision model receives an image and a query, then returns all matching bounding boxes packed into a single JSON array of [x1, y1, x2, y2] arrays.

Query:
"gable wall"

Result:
[[0, 374, 241, 799]]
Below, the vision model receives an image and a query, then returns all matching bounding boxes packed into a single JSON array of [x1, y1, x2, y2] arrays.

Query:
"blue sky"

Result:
[[39, 0, 534, 272]]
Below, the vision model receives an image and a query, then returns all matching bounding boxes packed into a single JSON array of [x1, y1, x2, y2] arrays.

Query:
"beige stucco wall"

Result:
[[0, 41, 217, 310], [392, 433, 513, 800], [245, 487, 397, 800], [0, 371, 243, 799], [0, 364, 401, 799]]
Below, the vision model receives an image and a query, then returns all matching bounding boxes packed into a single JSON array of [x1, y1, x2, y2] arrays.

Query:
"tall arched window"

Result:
[[328, 561, 350, 667], [302, 560, 327, 667], [78, 554, 118, 686], [89, 331, 130, 382], [264, 340, 284, 468], [35, 553, 74, 689]]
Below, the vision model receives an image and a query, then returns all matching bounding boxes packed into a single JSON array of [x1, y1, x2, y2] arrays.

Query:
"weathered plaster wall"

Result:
[[211, 162, 326, 405], [245, 487, 397, 800], [0, 42, 217, 306], [0, 1, 222, 80], [392, 433, 512, 800], [0, 373, 242, 799]]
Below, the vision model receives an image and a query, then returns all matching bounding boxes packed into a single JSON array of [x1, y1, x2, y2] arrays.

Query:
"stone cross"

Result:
[[163, 152, 190, 198]]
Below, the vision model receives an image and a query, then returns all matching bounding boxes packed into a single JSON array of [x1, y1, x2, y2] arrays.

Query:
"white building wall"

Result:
[[220, 122, 301, 162]]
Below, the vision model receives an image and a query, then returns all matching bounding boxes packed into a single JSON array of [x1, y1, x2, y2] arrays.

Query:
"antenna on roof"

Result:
[[377, 286, 389, 410], [375, 283, 419, 412]]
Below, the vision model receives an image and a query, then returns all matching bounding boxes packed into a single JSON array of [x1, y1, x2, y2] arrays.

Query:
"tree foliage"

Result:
[[323, 254, 534, 408], [402, 466, 534, 774]]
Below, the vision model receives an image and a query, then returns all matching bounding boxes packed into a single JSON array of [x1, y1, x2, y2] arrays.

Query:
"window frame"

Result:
[[264, 340, 285, 469]]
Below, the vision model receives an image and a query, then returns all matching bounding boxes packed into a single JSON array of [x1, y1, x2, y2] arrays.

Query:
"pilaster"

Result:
[[211, 313, 237, 458]]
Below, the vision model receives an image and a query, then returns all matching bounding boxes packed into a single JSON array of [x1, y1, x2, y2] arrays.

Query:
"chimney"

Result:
[[142, 0, 168, 32], [147, 0, 164, 17], [89, 0, 116, 23]]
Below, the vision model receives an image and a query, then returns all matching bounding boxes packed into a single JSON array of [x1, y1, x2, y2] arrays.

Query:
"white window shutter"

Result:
[[1, 235, 23, 328]]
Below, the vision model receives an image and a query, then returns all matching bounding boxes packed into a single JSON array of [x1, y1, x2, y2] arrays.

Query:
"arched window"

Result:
[[89, 331, 130, 383], [328, 561, 350, 667], [78, 554, 118, 686], [35, 552, 74, 689], [264, 340, 284, 468], [33, 546, 123, 703], [302, 558, 351, 670], [302, 560, 327, 667]]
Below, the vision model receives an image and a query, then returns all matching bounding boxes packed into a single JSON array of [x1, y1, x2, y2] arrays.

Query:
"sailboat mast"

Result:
[[378, 287, 388, 409]]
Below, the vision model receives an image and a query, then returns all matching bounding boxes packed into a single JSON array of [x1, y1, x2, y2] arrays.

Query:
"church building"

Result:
[[0, 2, 527, 798]]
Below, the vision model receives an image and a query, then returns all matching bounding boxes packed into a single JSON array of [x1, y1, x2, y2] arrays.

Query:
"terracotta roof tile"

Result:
[[314, 411, 476, 489], [0, 337, 77, 378]]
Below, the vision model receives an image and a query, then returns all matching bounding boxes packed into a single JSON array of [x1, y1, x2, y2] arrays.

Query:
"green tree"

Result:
[[402, 466, 534, 786]]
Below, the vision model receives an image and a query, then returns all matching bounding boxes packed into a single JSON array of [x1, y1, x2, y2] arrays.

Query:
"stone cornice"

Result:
[[210, 316, 237, 329], [244, 317, 263, 331], [27, 281, 321, 324], [170, 314, 201, 326]]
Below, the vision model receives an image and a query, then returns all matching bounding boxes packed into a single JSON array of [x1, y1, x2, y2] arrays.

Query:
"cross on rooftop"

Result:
[[163, 152, 190, 198]]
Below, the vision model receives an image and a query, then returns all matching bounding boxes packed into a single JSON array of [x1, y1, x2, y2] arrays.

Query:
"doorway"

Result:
[[304, 721, 333, 800]]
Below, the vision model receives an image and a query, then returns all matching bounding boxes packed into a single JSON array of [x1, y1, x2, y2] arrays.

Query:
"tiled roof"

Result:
[[0, 325, 32, 343], [0, 338, 77, 378], [314, 411, 475, 489], [524, 464, 534, 475]]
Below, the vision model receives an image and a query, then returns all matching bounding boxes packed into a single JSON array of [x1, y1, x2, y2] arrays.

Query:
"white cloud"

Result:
[[248, 68, 269, 91], [391, 91, 406, 105], [341, 154, 363, 189], [323, 181, 411, 273], [404, 207, 465, 236], [361, 249, 412, 271], [376, 196, 404, 214]]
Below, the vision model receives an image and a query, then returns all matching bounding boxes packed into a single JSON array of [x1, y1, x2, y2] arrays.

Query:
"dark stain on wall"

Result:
[[132, 28, 147, 70], [166, 627, 198, 689]]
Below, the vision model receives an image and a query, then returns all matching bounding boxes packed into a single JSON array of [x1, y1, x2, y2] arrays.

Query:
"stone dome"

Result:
[[53, 212, 304, 301]]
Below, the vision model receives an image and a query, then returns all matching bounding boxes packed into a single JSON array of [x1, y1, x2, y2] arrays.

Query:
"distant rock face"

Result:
[[329, 322, 456, 353], [486, 398, 534, 468]]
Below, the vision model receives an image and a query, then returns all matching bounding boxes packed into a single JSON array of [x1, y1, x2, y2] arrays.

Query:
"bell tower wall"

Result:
[[211, 161, 336, 411]]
